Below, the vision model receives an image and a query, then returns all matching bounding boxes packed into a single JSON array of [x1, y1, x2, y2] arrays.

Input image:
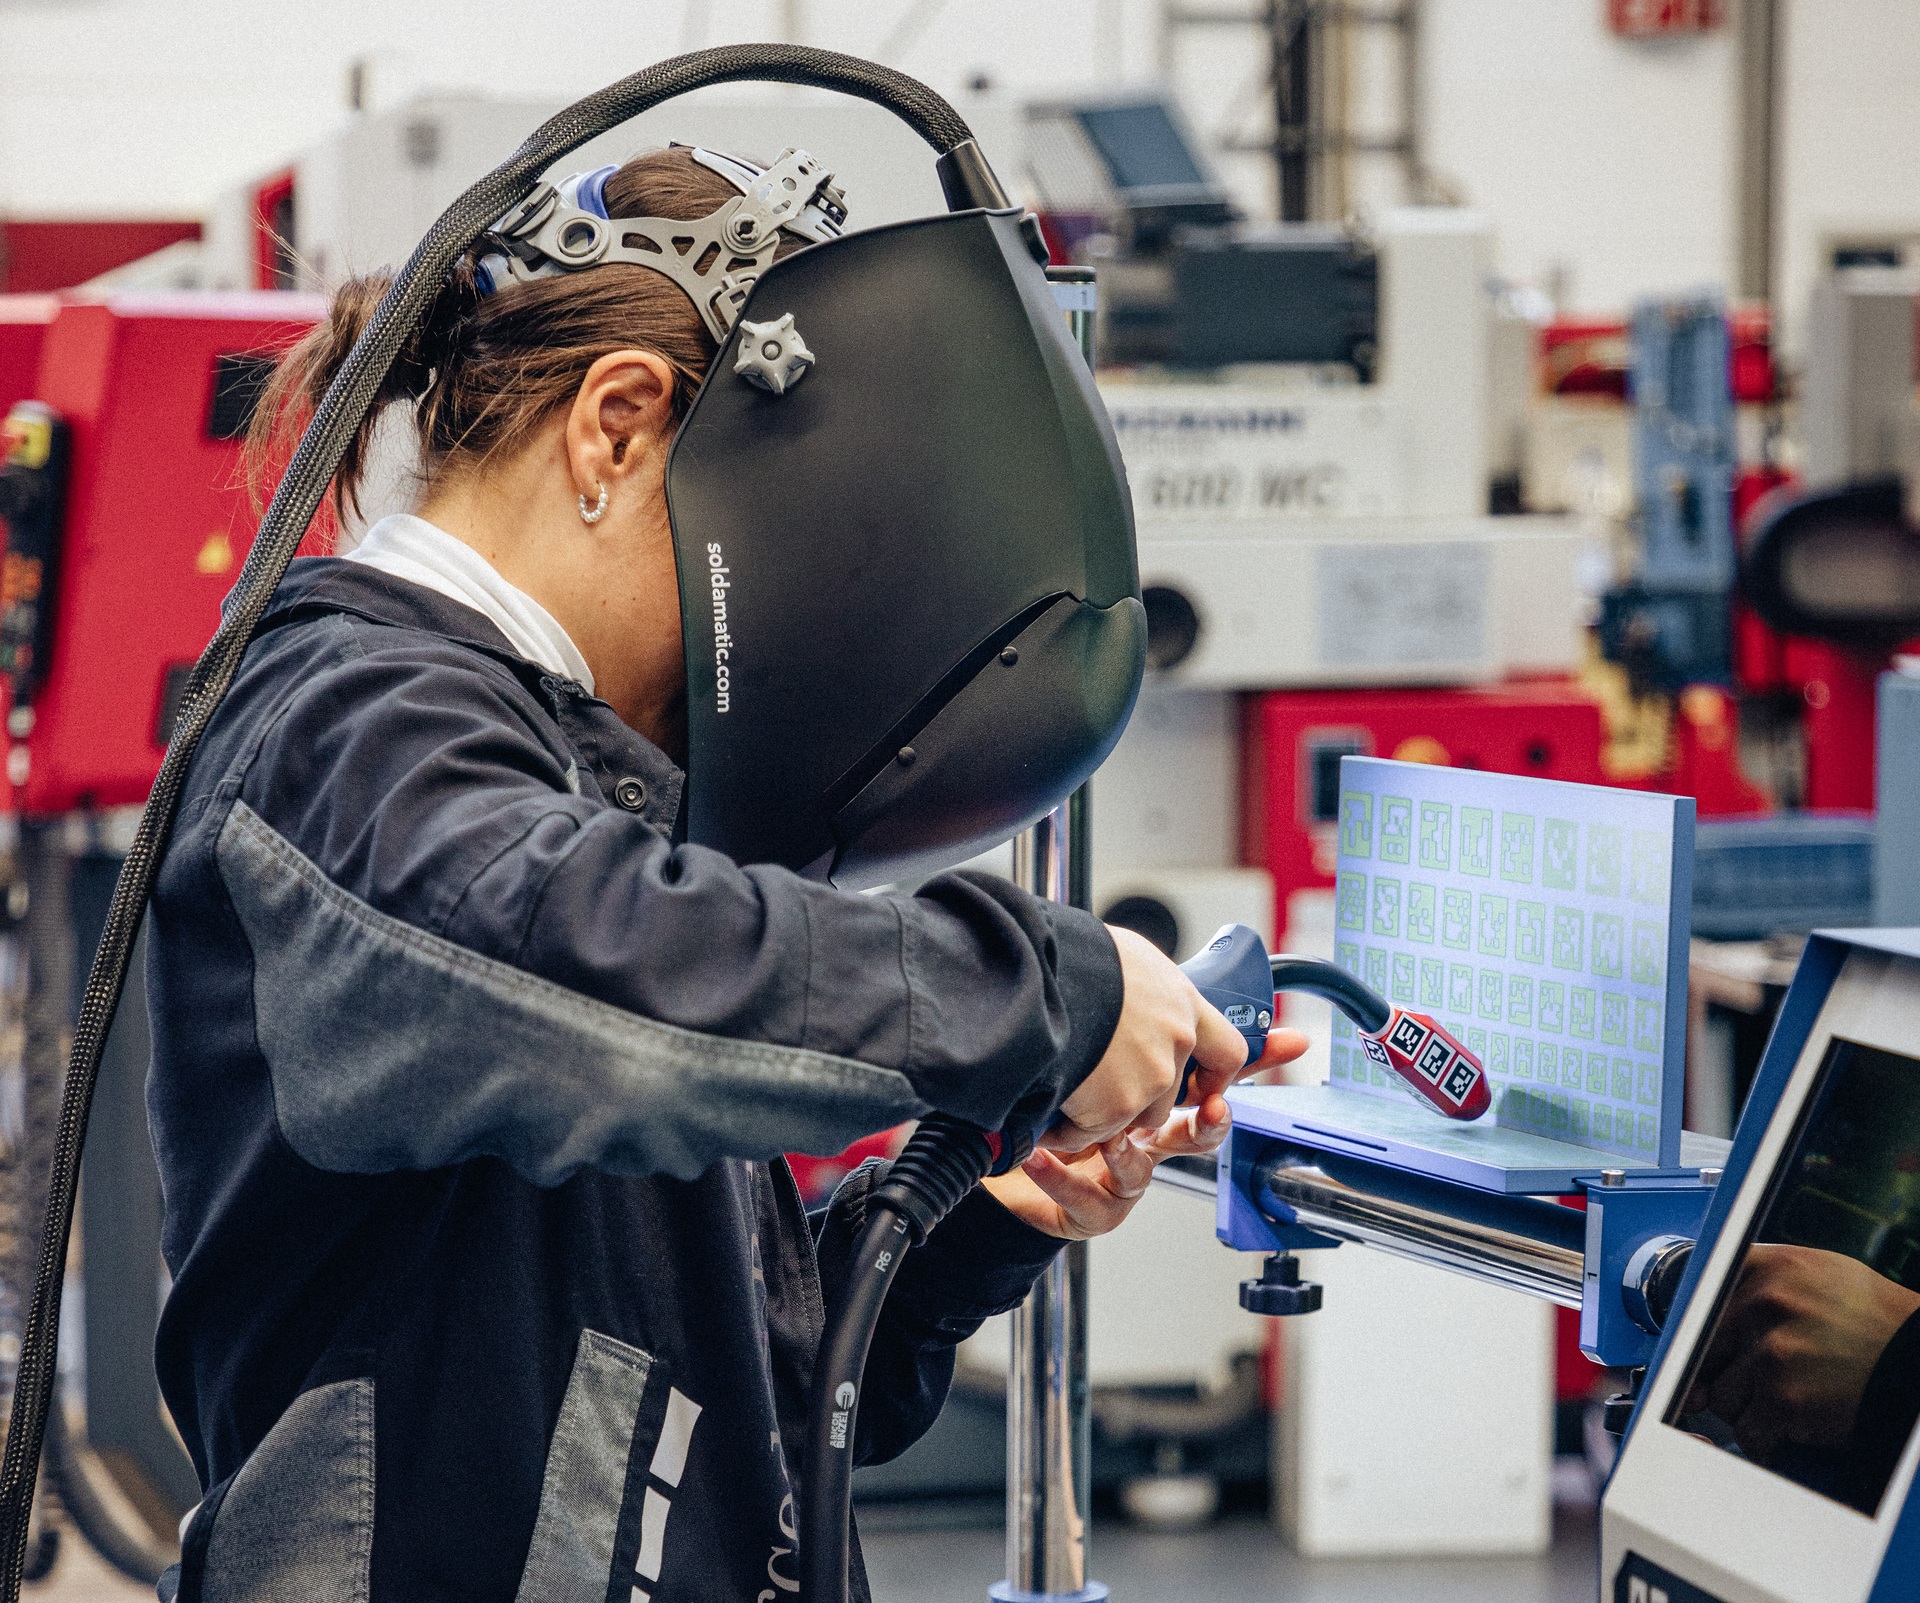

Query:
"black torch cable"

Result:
[[800, 1113, 1006, 1603], [0, 46, 984, 1599], [799, 1205, 910, 1603], [1270, 953, 1391, 1035]]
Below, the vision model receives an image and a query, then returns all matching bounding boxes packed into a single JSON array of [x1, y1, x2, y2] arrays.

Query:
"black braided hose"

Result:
[[0, 46, 978, 1598]]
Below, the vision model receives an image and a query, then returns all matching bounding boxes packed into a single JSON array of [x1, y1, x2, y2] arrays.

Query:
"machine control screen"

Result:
[[1667, 1037, 1920, 1514]]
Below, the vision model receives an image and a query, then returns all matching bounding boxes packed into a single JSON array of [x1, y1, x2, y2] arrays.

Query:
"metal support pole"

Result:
[[996, 808, 1103, 1603], [993, 272, 1106, 1603]]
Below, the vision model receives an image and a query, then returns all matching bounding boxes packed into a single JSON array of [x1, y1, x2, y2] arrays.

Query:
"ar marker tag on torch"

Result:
[[1361, 1007, 1490, 1120]]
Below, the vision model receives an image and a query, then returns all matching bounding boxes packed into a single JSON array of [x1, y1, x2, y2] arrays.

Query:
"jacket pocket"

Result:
[[514, 1330, 654, 1603], [191, 1376, 376, 1603]]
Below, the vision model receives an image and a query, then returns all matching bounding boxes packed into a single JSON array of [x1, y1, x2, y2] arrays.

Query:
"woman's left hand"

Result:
[[981, 1028, 1308, 1241]]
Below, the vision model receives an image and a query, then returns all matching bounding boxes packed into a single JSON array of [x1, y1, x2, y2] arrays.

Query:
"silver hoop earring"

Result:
[[578, 482, 608, 525]]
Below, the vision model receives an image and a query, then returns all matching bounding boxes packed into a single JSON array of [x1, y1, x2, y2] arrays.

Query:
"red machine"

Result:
[[0, 293, 324, 813], [1240, 682, 1608, 942], [0, 298, 56, 417], [0, 222, 200, 294]]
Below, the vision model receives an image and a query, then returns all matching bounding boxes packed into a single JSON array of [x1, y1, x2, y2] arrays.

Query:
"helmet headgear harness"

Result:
[[474, 145, 849, 356]]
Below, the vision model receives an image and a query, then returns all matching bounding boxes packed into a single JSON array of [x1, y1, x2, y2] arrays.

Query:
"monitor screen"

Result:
[[1666, 1037, 1920, 1515], [1074, 102, 1209, 193]]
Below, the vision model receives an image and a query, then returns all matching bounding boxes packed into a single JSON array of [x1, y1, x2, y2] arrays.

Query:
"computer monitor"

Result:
[[1604, 933, 1920, 1603]]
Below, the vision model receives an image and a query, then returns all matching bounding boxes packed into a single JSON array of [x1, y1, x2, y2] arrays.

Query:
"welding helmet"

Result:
[[479, 139, 1144, 886]]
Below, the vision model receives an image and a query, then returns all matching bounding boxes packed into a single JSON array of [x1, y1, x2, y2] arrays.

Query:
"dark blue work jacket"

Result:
[[145, 560, 1123, 1603]]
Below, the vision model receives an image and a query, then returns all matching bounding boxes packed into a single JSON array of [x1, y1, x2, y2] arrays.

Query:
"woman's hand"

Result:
[[1044, 926, 1256, 1153], [984, 1027, 1308, 1240]]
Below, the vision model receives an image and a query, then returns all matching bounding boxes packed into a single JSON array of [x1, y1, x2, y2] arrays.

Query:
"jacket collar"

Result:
[[260, 559, 685, 835]]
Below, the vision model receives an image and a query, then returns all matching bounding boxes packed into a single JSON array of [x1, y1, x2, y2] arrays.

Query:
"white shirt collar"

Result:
[[344, 513, 595, 694]]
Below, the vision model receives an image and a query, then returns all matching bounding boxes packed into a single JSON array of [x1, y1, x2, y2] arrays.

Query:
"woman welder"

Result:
[[146, 145, 1304, 1603]]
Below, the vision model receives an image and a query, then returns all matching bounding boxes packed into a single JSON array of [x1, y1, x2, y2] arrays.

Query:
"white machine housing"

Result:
[[1104, 209, 1589, 690]]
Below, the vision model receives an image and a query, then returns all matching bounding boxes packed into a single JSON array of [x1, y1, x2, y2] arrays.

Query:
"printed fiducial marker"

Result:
[[1361, 1006, 1491, 1120]]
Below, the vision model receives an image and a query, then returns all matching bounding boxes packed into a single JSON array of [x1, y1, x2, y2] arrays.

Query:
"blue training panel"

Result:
[[1330, 756, 1694, 1167]]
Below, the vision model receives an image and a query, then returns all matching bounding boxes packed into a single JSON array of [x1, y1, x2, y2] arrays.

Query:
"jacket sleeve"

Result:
[[811, 1160, 1061, 1467], [219, 631, 1123, 1186]]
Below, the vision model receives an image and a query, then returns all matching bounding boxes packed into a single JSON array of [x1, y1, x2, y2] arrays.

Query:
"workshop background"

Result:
[[0, 1, 1915, 1600]]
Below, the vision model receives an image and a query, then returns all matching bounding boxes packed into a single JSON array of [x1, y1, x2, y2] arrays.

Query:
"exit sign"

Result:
[[1608, 0, 1723, 35]]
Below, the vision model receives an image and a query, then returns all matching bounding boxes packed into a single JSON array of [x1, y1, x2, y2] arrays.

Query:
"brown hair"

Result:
[[247, 146, 787, 521]]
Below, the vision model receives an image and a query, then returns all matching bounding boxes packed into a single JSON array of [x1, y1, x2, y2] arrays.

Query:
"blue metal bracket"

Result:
[[1576, 1174, 1717, 1368]]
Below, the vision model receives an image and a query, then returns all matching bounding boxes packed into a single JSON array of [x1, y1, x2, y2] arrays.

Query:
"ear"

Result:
[[564, 349, 678, 499]]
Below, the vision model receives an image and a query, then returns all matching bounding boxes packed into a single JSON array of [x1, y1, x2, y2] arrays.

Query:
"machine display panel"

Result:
[[1665, 1035, 1920, 1517]]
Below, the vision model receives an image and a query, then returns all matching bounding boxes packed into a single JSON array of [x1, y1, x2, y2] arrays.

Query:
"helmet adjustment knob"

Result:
[[734, 313, 815, 395]]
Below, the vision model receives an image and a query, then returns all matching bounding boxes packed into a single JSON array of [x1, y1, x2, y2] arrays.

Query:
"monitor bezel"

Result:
[[1607, 948, 1920, 1600]]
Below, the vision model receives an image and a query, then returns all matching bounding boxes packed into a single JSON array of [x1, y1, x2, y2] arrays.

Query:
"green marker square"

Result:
[[1538, 980, 1566, 1033], [1592, 913, 1624, 979], [1407, 882, 1437, 942], [1587, 1051, 1610, 1094], [1478, 969, 1504, 1020], [1571, 1099, 1591, 1138], [1570, 987, 1596, 1038], [1586, 823, 1624, 897], [1550, 1093, 1571, 1136], [1380, 796, 1412, 864], [1600, 992, 1628, 1047], [1488, 1033, 1509, 1074], [1543, 819, 1578, 890], [1562, 1051, 1584, 1090], [1467, 1026, 1487, 1060], [1514, 1039, 1537, 1080], [1441, 888, 1473, 950], [1551, 907, 1585, 970], [1339, 791, 1372, 857], [1391, 952, 1416, 1004], [1637, 1063, 1660, 1106], [1420, 957, 1445, 1008], [1500, 813, 1536, 883], [1418, 801, 1452, 871], [1448, 964, 1474, 1013], [1459, 807, 1493, 876], [1515, 900, 1546, 964], [1631, 921, 1664, 987], [1507, 974, 1534, 1029], [1365, 947, 1388, 996], [1630, 829, 1669, 905], [1477, 894, 1509, 958], [1637, 1114, 1656, 1152], [1612, 1059, 1634, 1101], [1336, 873, 1367, 931], [1634, 998, 1662, 1055], [1371, 876, 1402, 938], [1337, 940, 1361, 976], [1534, 1042, 1554, 1083], [1593, 1105, 1613, 1141]]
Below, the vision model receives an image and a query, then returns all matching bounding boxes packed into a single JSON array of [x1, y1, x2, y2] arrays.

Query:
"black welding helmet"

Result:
[[479, 134, 1143, 887]]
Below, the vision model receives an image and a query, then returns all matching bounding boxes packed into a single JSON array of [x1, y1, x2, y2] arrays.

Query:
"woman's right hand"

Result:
[[1043, 926, 1254, 1151]]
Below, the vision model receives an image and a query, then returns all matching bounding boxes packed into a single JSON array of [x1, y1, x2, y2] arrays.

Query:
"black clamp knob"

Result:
[[1239, 1253, 1323, 1316], [1600, 1366, 1647, 1439]]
